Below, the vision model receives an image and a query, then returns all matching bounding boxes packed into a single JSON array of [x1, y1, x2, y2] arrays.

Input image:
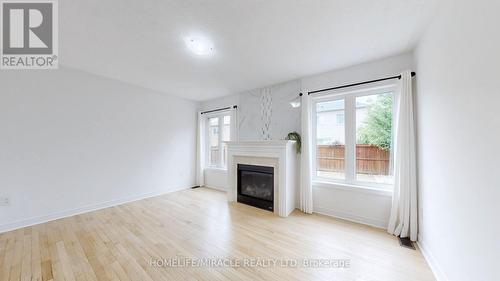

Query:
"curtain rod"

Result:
[[200, 105, 237, 115], [307, 72, 416, 96]]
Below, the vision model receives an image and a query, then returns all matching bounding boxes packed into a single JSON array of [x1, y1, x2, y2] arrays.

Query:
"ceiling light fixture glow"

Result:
[[184, 36, 214, 56], [289, 96, 301, 108]]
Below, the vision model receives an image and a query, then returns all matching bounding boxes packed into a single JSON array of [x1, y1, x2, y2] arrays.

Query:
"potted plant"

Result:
[[285, 131, 301, 154]]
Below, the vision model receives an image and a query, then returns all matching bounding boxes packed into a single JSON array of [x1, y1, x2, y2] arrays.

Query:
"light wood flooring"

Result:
[[0, 188, 435, 281]]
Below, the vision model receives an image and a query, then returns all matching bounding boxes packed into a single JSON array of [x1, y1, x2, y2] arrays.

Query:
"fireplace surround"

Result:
[[225, 140, 298, 217]]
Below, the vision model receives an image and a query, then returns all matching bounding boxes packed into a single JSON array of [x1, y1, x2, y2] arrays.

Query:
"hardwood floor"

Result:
[[0, 188, 435, 281]]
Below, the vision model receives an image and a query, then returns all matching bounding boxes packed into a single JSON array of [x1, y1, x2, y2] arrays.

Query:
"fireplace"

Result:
[[226, 141, 298, 217], [237, 164, 274, 212]]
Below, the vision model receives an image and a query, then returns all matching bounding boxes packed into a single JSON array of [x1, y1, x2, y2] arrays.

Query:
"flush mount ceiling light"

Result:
[[184, 36, 214, 56]]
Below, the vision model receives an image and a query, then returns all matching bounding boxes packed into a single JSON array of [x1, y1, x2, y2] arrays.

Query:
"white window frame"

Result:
[[311, 83, 396, 191], [205, 111, 231, 169]]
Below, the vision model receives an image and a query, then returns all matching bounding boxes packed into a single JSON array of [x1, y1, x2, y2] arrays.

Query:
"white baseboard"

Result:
[[313, 206, 388, 229], [203, 185, 227, 192], [417, 239, 449, 281], [0, 186, 190, 234]]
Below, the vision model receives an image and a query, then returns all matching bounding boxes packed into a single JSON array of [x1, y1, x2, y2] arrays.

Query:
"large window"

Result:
[[313, 86, 395, 189], [207, 113, 231, 168]]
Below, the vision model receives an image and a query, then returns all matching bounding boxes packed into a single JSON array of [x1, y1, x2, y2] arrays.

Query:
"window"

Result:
[[336, 113, 344, 125], [316, 100, 345, 180], [356, 93, 393, 185], [206, 113, 231, 168], [313, 86, 395, 189], [208, 117, 220, 166]]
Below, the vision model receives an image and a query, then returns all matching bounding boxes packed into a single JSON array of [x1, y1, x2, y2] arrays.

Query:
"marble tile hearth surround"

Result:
[[226, 140, 298, 217]]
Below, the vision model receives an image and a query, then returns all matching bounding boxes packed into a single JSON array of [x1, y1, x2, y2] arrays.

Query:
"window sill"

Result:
[[312, 180, 393, 197], [205, 167, 228, 172]]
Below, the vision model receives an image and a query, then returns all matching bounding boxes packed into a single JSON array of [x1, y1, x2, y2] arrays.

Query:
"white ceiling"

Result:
[[60, 0, 435, 101]]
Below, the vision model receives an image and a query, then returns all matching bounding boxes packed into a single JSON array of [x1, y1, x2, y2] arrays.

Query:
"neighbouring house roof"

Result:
[[317, 100, 368, 113]]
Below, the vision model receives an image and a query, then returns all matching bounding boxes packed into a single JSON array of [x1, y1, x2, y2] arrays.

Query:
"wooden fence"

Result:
[[317, 144, 391, 175]]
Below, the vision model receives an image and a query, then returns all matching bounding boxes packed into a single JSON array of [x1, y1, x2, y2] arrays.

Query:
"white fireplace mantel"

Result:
[[226, 140, 298, 217]]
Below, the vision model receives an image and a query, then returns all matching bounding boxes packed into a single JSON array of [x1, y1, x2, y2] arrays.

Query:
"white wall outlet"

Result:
[[0, 197, 10, 206]]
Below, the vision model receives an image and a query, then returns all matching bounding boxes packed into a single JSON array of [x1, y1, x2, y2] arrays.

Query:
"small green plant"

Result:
[[286, 131, 302, 154]]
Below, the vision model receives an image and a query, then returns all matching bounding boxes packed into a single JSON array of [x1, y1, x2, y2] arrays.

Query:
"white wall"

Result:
[[200, 94, 239, 113], [238, 80, 302, 141], [201, 53, 414, 228], [204, 168, 228, 191], [415, 1, 500, 280], [302, 52, 415, 228], [0, 67, 198, 233]]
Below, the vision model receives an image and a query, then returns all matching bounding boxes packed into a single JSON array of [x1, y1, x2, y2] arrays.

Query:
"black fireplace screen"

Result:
[[239, 171, 273, 201], [237, 164, 274, 211]]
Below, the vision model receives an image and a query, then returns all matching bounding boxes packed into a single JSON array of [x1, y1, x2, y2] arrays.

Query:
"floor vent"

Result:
[[398, 237, 416, 250], [191, 186, 201, 189]]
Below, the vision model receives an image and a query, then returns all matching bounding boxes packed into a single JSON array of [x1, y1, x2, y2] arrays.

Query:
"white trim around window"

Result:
[[311, 82, 397, 191]]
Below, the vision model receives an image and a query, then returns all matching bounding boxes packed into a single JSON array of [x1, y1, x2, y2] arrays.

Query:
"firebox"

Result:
[[237, 164, 274, 212]]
